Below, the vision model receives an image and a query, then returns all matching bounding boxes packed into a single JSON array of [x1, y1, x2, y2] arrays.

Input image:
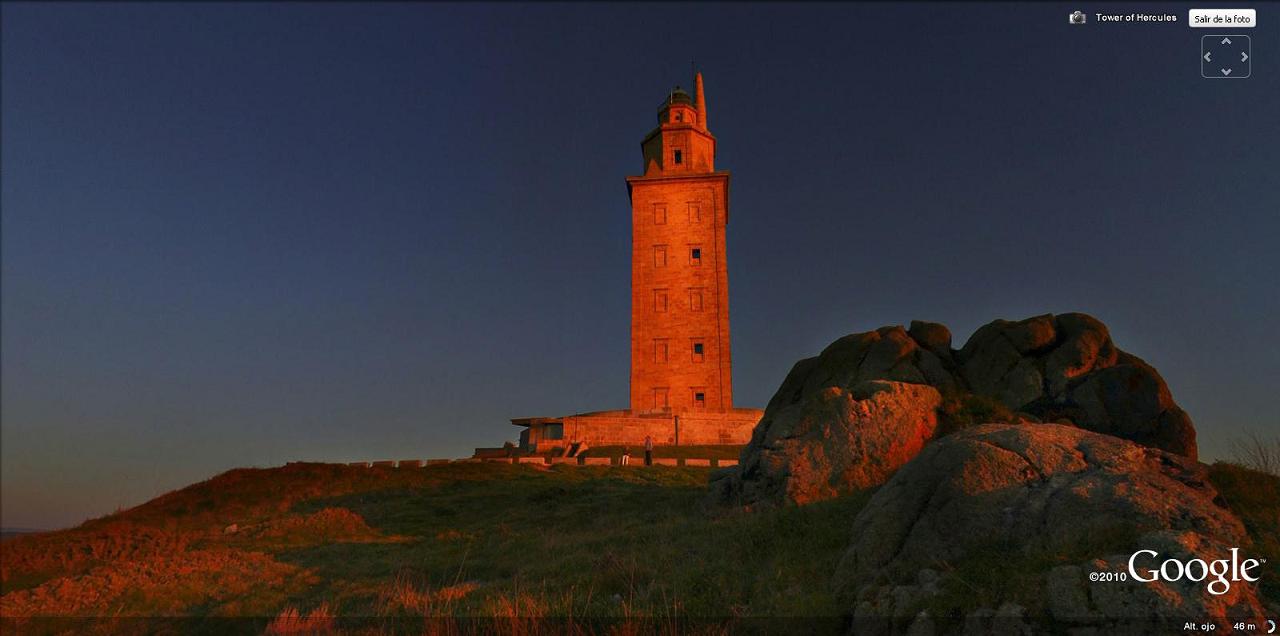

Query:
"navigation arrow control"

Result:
[[1202, 34, 1250, 79]]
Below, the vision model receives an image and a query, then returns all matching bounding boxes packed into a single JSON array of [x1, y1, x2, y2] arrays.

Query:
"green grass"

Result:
[[937, 392, 1019, 434], [1, 461, 866, 622], [5, 457, 1274, 625], [276, 462, 863, 617], [1208, 462, 1280, 603]]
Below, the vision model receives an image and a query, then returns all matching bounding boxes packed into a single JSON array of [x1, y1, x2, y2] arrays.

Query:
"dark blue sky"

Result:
[[3, 2, 1277, 529]]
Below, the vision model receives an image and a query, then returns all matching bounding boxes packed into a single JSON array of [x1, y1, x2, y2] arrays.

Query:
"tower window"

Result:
[[653, 290, 668, 313], [674, 150, 682, 164], [692, 389, 706, 409], [675, 112, 682, 122], [688, 288, 704, 312], [653, 387, 669, 409], [653, 339, 669, 363], [653, 204, 667, 225], [653, 245, 667, 267], [692, 340, 705, 362], [693, 343, 704, 354], [690, 247, 701, 263]]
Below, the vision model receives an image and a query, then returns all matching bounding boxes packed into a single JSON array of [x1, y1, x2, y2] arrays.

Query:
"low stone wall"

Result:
[[524, 408, 764, 450], [338, 456, 732, 468]]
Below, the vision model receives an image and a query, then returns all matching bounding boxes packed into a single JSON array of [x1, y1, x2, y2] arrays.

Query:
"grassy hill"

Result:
[[0, 461, 865, 632], [1, 459, 1274, 634]]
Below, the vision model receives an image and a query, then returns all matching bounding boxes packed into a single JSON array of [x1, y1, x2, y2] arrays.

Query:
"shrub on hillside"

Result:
[[937, 392, 1020, 435]]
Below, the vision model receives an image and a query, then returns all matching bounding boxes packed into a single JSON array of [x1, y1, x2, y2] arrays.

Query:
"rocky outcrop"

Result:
[[710, 313, 1197, 509], [710, 380, 941, 507], [958, 313, 1196, 459], [835, 424, 1261, 632]]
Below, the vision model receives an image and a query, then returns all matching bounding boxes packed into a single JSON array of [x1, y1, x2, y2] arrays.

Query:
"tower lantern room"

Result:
[[641, 74, 716, 177]]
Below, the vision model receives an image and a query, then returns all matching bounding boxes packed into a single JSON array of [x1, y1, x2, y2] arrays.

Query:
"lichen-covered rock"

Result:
[[834, 424, 1260, 630], [957, 313, 1196, 459], [1064, 356, 1197, 458], [713, 313, 1199, 510], [908, 320, 952, 356], [852, 313, 1195, 457], [709, 380, 941, 508]]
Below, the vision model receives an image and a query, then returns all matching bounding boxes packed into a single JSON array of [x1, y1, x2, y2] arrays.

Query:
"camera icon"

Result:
[[1069, 11, 1087, 25]]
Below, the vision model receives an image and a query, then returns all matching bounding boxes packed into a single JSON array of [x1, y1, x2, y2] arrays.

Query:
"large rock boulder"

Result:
[[711, 313, 1198, 510], [958, 313, 1196, 459], [710, 380, 941, 508], [835, 423, 1262, 632]]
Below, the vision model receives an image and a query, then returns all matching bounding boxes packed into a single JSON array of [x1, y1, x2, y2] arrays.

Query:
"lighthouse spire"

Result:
[[694, 71, 708, 131]]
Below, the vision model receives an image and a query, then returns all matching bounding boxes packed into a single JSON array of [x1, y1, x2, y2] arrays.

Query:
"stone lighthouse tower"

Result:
[[508, 73, 760, 452], [626, 73, 735, 415]]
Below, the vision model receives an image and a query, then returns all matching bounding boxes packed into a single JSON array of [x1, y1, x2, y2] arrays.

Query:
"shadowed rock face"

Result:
[[958, 313, 1196, 459], [835, 424, 1261, 630], [710, 312, 1198, 510]]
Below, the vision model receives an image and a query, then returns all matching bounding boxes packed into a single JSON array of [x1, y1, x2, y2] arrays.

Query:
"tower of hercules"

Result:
[[627, 73, 734, 415], [510, 73, 762, 452]]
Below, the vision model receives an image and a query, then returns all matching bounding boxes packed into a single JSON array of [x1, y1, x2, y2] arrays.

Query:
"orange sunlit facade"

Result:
[[512, 73, 761, 451], [627, 73, 734, 415]]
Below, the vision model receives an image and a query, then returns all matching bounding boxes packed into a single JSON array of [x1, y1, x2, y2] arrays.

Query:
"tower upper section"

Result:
[[640, 72, 716, 176]]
